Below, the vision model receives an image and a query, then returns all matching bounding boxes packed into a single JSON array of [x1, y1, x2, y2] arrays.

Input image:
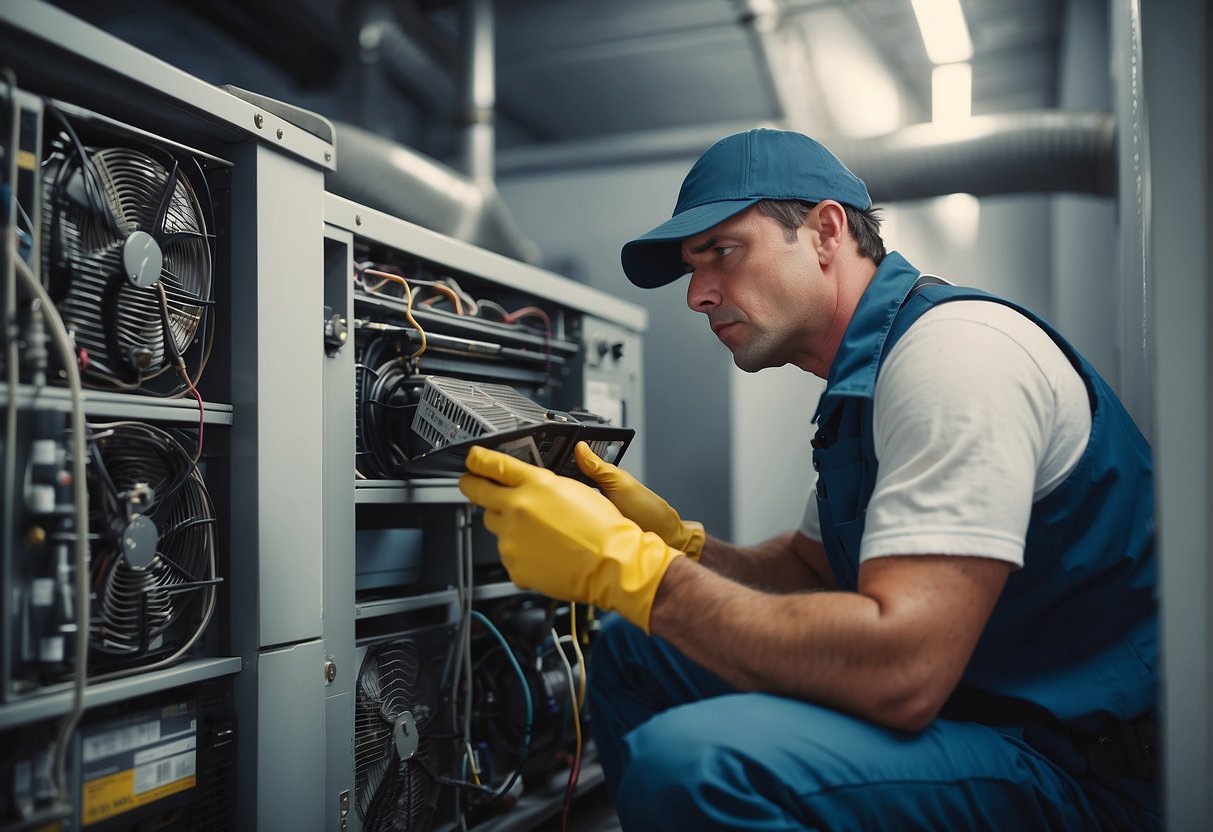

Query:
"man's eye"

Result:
[[716, 246, 735, 257]]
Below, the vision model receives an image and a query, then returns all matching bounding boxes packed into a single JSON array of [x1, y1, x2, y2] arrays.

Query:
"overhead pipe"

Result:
[[327, 121, 539, 263], [845, 111, 1117, 201], [459, 0, 496, 188], [364, 7, 458, 115], [330, 0, 539, 263], [731, 0, 831, 134], [495, 111, 1117, 201]]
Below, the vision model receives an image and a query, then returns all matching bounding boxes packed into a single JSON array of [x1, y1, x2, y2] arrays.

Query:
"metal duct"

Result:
[[495, 111, 1116, 201], [327, 120, 538, 263], [842, 111, 1117, 201]]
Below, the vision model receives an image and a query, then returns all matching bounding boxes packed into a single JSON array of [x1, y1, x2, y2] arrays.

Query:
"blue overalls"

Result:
[[588, 253, 1159, 830]]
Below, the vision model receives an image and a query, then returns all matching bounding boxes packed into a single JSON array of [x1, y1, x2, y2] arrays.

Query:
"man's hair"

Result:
[[757, 199, 886, 264]]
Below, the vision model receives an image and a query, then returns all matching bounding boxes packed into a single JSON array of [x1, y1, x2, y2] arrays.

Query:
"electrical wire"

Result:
[[358, 262, 467, 317], [3, 72, 22, 687], [451, 506, 472, 830], [359, 269, 427, 357], [476, 302, 553, 373], [356, 343, 416, 477], [469, 609, 533, 801], [157, 282, 204, 461], [11, 236, 89, 808], [569, 603, 587, 710], [553, 630, 583, 832]]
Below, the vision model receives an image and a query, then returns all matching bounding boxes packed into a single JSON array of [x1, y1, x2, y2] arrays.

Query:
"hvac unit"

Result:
[[354, 626, 458, 832], [39, 101, 216, 392], [75, 679, 236, 831], [85, 420, 218, 676]]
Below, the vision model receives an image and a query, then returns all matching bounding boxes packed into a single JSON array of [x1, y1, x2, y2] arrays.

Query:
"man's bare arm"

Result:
[[698, 530, 837, 592], [649, 552, 1012, 732]]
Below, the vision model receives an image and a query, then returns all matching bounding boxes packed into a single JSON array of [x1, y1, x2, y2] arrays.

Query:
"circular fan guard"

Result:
[[355, 640, 442, 832], [43, 139, 212, 386], [87, 422, 215, 663]]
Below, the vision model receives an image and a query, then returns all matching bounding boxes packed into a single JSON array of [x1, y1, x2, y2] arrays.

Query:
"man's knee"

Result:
[[613, 699, 808, 829]]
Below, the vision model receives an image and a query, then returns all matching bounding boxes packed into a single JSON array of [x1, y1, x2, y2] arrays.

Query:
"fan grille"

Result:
[[355, 637, 447, 832], [88, 422, 215, 661], [43, 139, 212, 386], [412, 376, 549, 452]]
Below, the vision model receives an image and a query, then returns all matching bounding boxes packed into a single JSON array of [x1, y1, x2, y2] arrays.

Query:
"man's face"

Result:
[[681, 204, 835, 374]]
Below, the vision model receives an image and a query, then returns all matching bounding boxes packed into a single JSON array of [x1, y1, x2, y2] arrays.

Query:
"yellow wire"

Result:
[[569, 603, 587, 710], [464, 741, 481, 786], [360, 268, 427, 358], [552, 626, 583, 821]]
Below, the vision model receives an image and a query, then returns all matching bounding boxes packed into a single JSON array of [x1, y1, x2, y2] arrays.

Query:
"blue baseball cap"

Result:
[[621, 128, 871, 288]]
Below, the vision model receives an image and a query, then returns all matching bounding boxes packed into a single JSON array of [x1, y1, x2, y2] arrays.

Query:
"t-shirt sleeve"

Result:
[[859, 306, 1062, 566]]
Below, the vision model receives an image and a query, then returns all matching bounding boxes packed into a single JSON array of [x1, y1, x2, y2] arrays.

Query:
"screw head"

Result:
[[253, 113, 264, 128], [276, 128, 284, 139]]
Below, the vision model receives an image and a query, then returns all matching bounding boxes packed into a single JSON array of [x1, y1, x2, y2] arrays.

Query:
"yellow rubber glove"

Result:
[[459, 446, 683, 633], [574, 441, 706, 560]]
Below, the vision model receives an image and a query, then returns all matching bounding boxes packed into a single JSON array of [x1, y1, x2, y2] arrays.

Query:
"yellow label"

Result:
[[82, 768, 196, 826], [16, 149, 36, 171]]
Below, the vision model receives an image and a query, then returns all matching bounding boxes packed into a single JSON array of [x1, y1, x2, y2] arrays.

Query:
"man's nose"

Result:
[[687, 269, 719, 312]]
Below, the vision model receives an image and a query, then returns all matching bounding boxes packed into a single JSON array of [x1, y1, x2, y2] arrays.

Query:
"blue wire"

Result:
[[469, 610, 533, 796]]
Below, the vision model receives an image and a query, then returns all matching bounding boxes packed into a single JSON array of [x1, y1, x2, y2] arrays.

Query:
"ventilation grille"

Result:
[[411, 376, 550, 452]]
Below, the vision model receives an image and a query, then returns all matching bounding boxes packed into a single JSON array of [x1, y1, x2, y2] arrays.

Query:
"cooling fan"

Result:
[[41, 117, 213, 389], [355, 639, 450, 832], [87, 421, 217, 672]]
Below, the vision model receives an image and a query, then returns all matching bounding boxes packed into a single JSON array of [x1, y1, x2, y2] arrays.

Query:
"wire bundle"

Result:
[[355, 333, 419, 479]]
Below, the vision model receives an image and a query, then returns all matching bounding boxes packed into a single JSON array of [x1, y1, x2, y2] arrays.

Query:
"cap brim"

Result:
[[621, 198, 759, 288]]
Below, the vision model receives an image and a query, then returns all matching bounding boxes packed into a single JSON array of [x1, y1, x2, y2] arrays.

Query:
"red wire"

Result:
[[177, 368, 205, 461], [561, 752, 582, 832], [505, 306, 552, 375]]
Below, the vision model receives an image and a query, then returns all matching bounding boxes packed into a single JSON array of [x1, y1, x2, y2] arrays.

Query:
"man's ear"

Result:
[[811, 201, 848, 265]]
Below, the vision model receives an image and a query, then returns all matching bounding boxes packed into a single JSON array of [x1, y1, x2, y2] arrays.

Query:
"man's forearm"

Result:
[[647, 553, 1011, 732], [649, 556, 917, 724], [698, 530, 830, 592]]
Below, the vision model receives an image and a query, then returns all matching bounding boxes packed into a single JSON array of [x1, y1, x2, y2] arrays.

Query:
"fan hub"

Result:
[[122, 229, 164, 288], [393, 711, 419, 762], [118, 514, 158, 569]]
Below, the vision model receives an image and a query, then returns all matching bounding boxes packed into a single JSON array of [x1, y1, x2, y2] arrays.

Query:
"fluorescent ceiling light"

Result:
[[910, 0, 973, 64], [932, 63, 971, 124]]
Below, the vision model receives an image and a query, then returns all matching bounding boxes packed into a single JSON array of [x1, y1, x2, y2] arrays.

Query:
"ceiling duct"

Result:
[[331, 0, 538, 263], [328, 121, 538, 263], [845, 111, 1117, 201], [495, 110, 1116, 202]]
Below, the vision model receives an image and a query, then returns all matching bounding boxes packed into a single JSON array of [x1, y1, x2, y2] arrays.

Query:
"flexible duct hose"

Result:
[[842, 111, 1116, 201]]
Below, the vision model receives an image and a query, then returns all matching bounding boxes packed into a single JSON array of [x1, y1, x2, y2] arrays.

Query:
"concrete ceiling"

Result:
[[46, 0, 1064, 168]]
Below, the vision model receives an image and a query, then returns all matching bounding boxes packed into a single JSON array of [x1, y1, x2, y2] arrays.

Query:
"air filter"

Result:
[[412, 377, 551, 451], [400, 376, 633, 479]]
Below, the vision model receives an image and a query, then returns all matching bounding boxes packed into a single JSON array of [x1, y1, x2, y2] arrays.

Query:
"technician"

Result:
[[459, 128, 1158, 830]]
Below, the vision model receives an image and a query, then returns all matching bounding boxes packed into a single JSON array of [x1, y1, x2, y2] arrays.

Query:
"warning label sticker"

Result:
[[80, 701, 198, 826]]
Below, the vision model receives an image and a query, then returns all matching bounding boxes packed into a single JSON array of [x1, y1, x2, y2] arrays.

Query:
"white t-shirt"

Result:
[[799, 300, 1092, 568]]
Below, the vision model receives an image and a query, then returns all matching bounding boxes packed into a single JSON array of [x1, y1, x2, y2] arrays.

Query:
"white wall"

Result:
[[1053, 0, 1117, 388], [499, 161, 738, 540]]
